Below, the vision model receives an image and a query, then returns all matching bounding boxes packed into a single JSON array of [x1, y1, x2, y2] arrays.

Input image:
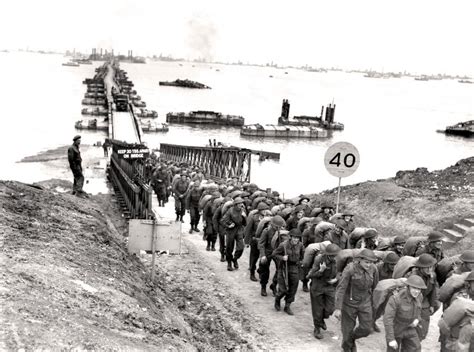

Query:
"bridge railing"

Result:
[[109, 141, 153, 219], [160, 143, 251, 183]]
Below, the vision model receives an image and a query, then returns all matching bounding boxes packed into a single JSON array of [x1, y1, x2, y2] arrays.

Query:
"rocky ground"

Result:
[[0, 152, 473, 350]]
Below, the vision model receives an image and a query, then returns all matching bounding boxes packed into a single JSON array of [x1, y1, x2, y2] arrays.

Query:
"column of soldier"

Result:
[[150, 163, 474, 352]]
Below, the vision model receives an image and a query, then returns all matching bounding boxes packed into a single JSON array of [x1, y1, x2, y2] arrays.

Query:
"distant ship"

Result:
[[166, 111, 244, 126], [159, 79, 211, 89], [458, 79, 473, 84], [414, 75, 430, 81], [442, 120, 474, 137]]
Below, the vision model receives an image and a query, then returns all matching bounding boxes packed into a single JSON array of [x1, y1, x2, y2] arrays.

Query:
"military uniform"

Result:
[[202, 196, 218, 250], [303, 225, 325, 247], [220, 206, 246, 266], [355, 238, 378, 250], [244, 210, 266, 279], [186, 186, 203, 232], [258, 226, 279, 292], [212, 203, 226, 261], [67, 141, 84, 194], [307, 254, 338, 331], [335, 261, 379, 351], [273, 239, 304, 308], [383, 288, 423, 351], [172, 178, 189, 221], [415, 243, 444, 263], [377, 262, 395, 281], [324, 229, 349, 250], [405, 268, 440, 340]]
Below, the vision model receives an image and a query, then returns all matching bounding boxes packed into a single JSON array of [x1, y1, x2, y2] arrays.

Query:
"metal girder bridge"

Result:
[[160, 143, 252, 182]]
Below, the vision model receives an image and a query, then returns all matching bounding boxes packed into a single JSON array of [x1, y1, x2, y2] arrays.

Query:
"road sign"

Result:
[[324, 142, 360, 178]]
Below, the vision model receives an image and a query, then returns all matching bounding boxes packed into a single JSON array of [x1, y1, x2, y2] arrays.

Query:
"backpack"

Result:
[[393, 256, 418, 279], [372, 278, 408, 318], [302, 241, 331, 269], [439, 272, 470, 304], [348, 227, 376, 249], [436, 255, 462, 286], [256, 216, 272, 238], [336, 249, 362, 273], [271, 230, 290, 250], [402, 236, 427, 257]]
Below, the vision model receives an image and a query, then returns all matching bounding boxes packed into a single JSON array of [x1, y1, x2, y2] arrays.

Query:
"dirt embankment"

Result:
[[0, 181, 269, 351]]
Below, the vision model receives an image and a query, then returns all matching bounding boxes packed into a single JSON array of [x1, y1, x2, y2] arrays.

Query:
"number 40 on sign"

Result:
[[324, 142, 360, 212]]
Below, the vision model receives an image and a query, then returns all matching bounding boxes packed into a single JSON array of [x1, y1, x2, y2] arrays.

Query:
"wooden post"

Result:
[[336, 177, 342, 213]]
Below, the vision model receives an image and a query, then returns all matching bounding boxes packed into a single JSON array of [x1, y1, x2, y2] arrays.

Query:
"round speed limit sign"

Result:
[[324, 142, 360, 178]]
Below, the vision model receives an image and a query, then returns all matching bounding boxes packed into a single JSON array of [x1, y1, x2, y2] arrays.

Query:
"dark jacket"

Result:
[[67, 144, 82, 172], [324, 229, 349, 249], [383, 288, 422, 343], [414, 244, 444, 263], [307, 254, 338, 285], [302, 225, 325, 247], [272, 240, 304, 266], [173, 179, 189, 196], [244, 212, 264, 245], [185, 186, 203, 209], [258, 226, 277, 258], [286, 215, 300, 231], [212, 205, 225, 234], [377, 262, 394, 281], [406, 268, 440, 310], [335, 262, 379, 309], [220, 206, 246, 237]]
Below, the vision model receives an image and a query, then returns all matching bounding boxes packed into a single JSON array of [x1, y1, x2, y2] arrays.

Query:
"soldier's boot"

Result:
[[302, 281, 309, 292], [321, 320, 327, 331], [269, 283, 277, 297], [233, 259, 239, 270], [313, 327, 323, 339], [175, 214, 180, 222], [250, 271, 258, 282], [193, 226, 200, 233], [284, 303, 294, 316], [220, 253, 226, 262], [211, 242, 216, 251], [274, 297, 281, 311], [179, 215, 184, 222], [189, 227, 193, 234], [227, 261, 234, 271], [372, 321, 381, 333], [206, 242, 211, 251], [261, 286, 267, 297]]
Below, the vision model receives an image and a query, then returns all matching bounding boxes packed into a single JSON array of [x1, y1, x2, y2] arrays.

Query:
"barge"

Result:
[[166, 111, 244, 126], [135, 108, 158, 118], [82, 98, 107, 106], [443, 120, 474, 137], [159, 79, 211, 89], [240, 124, 328, 138], [278, 99, 344, 130], [81, 107, 108, 116], [75, 119, 108, 131], [140, 120, 169, 132]]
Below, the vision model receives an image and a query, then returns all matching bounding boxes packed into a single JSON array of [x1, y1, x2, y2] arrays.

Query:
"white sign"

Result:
[[324, 142, 360, 178]]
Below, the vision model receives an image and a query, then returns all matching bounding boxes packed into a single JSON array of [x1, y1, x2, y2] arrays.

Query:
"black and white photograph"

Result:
[[0, 0, 473, 351]]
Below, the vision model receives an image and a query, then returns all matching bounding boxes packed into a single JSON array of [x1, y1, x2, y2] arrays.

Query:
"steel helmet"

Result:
[[257, 202, 270, 211], [415, 253, 437, 268], [427, 231, 444, 242], [356, 249, 378, 262], [384, 252, 400, 264], [233, 197, 244, 206], [363, 229, 378, 239], [406, 275, 427, 289], [271, 215, 286, 227], [460, 251, 474, 263], [325, 244, 341, 256], [393, 236, 406, 245], [466, 271, 474, 282], [289, 229, 302, 238]]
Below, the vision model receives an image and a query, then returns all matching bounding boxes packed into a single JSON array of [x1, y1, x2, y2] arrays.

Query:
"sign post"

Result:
[[324, 142, 360, 213]]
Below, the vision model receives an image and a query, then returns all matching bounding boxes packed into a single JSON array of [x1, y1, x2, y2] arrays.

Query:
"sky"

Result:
[[1, 0, 473, 75]]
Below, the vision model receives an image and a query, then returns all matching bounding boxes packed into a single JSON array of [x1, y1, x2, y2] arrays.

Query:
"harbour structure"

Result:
[[278, 99, 344, 130], [442, 120, 474, 137], [159, 79, 211, 89], [166, 110, 245, 126]]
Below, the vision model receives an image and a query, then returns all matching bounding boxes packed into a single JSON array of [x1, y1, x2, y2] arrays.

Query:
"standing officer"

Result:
[[244, 202, 270, 282], [221, 197, 247, 271], [307, 243, 341, 339], [68, 135, 85, 196], [273, 229, 304, 315], [258, 215, 286, 296], [334, 249, 379, 352], [383, 275, 425, 351]]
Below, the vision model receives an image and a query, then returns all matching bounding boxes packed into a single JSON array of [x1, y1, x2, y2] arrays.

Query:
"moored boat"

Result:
[[140, 120, 169, 132], [278, 99, 344, 130], [443, 120, 474, 137], [159, 79, 211, 89], [82, 98, 107, 106], [135, 108, 158, 118], [81, 107, 108, 116], [75, 119, 108, 131], [62, 61, 79, 67], [166, 111, 244, 126]]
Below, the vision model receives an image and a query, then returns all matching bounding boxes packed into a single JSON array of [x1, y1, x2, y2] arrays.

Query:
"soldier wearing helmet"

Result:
[[334, 249, 379, 351], [307, 244, 341, 339], [244, 202, 270, 282], [323, 220, 349, 250], [377, 252, 400, 281], [286, 205, 305, 231], [389, 236, 406, 257], [405, 253, 440, 341], [258, 215, 286, 296], [452, 250, 474, 276], [319, 201, 335, 222], [355, 228, 378, 250], [414, 231, 445, 263], [383, 275, 426, 351], [220, 197, 247, 271], [273, 229, 304, 316]]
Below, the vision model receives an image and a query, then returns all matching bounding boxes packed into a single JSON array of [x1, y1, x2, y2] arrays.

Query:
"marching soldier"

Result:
[[221, 197, 247, 271], [172, 173, 189, 222], [212, 197, 230, 262], [258, 215, 286, 296], [383, 275, 425, 352], [244, 202, 270, 282], [414, 231, 445, 263], [405, 253, 440, 340], [324, 221, 349, 249], [273, 229, 304, 315], [185, 180, 203, 234], [307, 243, 341, 339], [389, 236, 406, 257], [355, 229, 378, 250], [377, 253, 400, 281], [334, 249, 379, 352]]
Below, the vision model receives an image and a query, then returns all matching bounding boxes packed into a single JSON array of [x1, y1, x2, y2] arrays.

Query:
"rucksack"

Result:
[[402, 236, 427, 257], [372, 278, 408, 318], [393, 256, 418, 279], [271, 230, 290, 250]]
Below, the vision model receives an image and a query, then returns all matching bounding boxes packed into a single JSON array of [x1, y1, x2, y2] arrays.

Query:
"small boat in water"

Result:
[[140, 120, 169, 132], [75, 119, 108, 131], [442, 120, 474, 137], [166, 110, 244, 126], [135, 108, 158, 118], [159, 79, 211, 89], [81, 107, 108, 116], [458, 79, 473, 84], [82, 98, 107, 106], [278, 100, 344, 130]]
